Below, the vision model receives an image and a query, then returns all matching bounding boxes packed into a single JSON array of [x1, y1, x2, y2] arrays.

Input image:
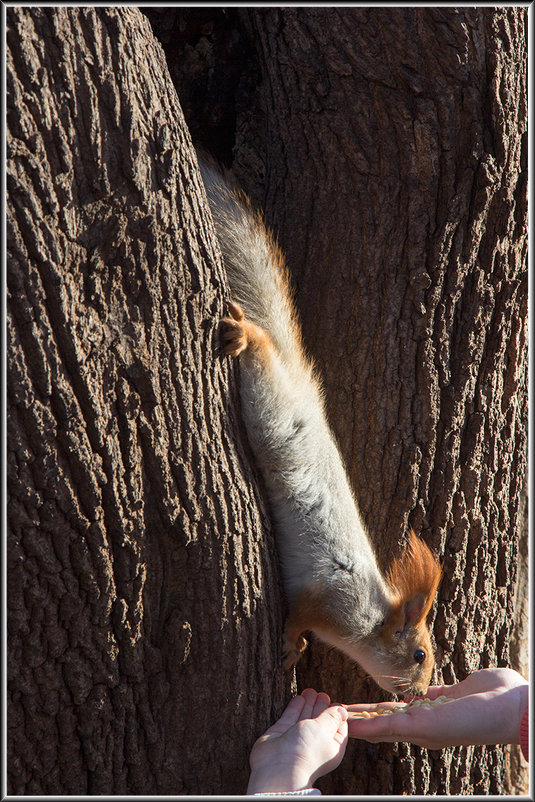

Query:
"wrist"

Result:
[[498, 677, 529, 747], [512, 683, 529, 745], [247, 766, 313, 795]]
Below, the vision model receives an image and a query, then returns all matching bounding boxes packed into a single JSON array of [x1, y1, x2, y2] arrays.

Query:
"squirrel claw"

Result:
[[220, 302, 272, 358], [227, 301, 244, 321], [220, 315, 247, 356], [282, 634, 308, 670]]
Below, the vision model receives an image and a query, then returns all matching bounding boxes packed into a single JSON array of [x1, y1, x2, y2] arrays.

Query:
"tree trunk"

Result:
[[232, 8, 528, 795], [7, 7, 289, 795], [149, 5, 528, 795]]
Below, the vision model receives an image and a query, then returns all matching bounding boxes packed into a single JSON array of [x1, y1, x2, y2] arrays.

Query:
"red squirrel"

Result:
[[200, 159, 442, 696]]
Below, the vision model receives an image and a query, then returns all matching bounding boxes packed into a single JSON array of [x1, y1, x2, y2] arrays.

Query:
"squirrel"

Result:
[[199, 158, 442, 697]]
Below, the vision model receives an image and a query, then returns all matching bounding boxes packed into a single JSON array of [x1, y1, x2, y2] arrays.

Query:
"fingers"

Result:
[[347, 713, 401, 743], [312, 691, 332, 719], [272, 693, 307, 730], [275, 688, 328, 730], [333, 708, 349, 746], [424, 677, 485, 702], [422, 685, 451, 701], [345, 701, 426, 744], [300, 688, 325, 720], [322, 705, 348, 727], [344, 701, 403, 715], [345, 696, 458, 747], [424, 668, 521, 702], [283, 689, 348, 740], [316, 705, 349, 745], [447, 668, 521, 696]]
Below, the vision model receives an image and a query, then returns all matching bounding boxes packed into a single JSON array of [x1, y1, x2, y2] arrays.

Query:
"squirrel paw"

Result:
[[220, 302, 248, 356], [282, 634, 308, 670]]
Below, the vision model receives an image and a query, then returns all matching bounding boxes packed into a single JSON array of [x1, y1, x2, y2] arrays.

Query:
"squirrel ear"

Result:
[[386, 529, 442, 627], [384, 592, 426, 634], [401, 592, 427, 627]]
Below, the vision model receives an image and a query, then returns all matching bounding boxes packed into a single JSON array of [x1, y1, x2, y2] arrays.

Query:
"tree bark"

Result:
[[228, 7, 527, 795], [7, 7, 289, 795]]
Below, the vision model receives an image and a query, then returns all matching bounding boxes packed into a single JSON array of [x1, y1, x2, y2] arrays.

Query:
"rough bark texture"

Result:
[[242, 9, 528, 796], [148, 6, 528, 796], [7, 5, 528, 797], [7, 7, 289, 795]]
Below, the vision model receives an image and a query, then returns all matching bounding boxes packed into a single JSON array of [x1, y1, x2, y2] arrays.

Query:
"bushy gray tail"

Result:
[[199, 159, 304, 365]]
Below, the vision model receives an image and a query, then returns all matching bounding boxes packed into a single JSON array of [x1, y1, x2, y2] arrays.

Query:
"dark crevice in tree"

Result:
[[143, 7, 260, 167]]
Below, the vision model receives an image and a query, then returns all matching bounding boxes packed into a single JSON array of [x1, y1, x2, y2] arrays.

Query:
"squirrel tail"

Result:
[[199, 158, 306, 365]]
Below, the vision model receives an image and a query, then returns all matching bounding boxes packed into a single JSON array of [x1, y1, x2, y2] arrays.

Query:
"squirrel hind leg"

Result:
[[282, 599, 312, 669], [282, 630, 308, 670], [220, 308, 248, 356], [220, 303, 274, 359]]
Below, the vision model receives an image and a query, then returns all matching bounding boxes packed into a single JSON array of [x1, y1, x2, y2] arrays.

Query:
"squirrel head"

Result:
[[384, 529, 442, 694], [360, 530, 442, 696]]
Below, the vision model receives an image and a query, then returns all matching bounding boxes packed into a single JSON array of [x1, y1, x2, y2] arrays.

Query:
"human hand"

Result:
[[345, 668, 528, 750], [247, 688, 348, 794]]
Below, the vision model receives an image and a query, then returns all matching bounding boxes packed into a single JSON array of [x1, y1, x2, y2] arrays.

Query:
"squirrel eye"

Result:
[[413, 649, 426, 664]]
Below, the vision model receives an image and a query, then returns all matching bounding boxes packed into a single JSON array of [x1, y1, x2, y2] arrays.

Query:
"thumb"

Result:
[[321, 706, 349, 747], [318, 705, 348, 729]]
